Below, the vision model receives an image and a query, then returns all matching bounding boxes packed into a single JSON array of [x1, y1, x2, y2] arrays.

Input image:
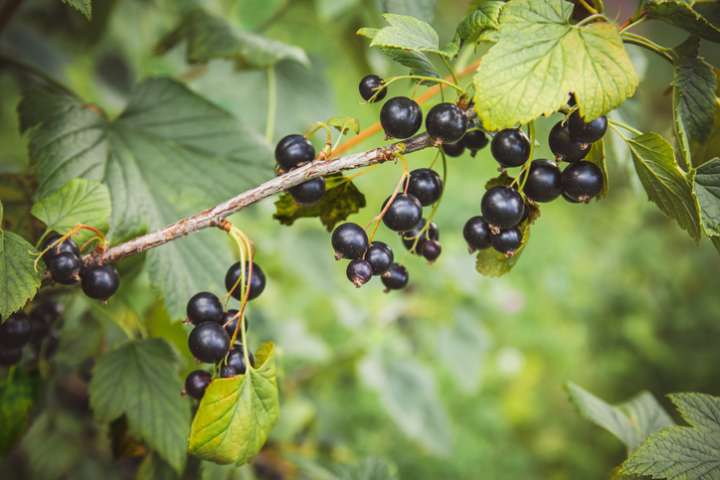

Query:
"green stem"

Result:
[[0, 54, 75, 95], [382, 74, 464, 94], [440, 56, 458, 86], [577, 0, 598, 15], [608, 118, 642, 136], [621, 32, 675, 63], [411, 151, 447, 253], [516, 122, 535, 193], [265, 66, 277, 144]]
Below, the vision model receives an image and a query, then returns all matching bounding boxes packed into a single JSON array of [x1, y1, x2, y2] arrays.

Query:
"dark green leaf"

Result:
[[672, 37, 717, 167], [713, 235, 720, 255], [365, 14, 449, 58], [0, 228, 41, 319], [693, 157, 720, 236], [0, 371, 37, 454], [626, 133, 702, 240], [89, 339, 191, 473], [454, 0, 504, 44], [156, 9, 309, 69], [136, 453, 179, 480], [21, 413, 86, 480], [273, 174, 366, 232], [645, 0, 720, 43], [188, 343, 279, 465], [670, 392, 720, 432], [61, 0, 91, 19]]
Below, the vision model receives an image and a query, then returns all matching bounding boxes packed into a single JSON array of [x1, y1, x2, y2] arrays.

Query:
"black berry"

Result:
[[331, 223, 368, 259], [382, 193, 422, 232], [442, 141, 465, 157], [188, 322, 230, 363], [491, 129, 530, 168], [463, 216, 492, 252], [0, 346, 22, 366], [426, 102, 467, 143], [0, 313, 32, 348], [220, 365, 238, 378], [225, 347, 251, 374], [549, 121, 590, 162], [289, 177, 325, 204], [185, 370, 211, 399], [41, 232, 80, 261], [225, 262, 266, 301], [380, 97, 422, 139], [568, 111, 607, 143], [491, 227, 523, 255], [187, 292, 224, 325], [365, 241, 393, 275], [402, 219, 439, 252], [80, 264, 120, 300], [407, 169, 443, 206], [346, 259, 373, 287], [463, 129, 489, 153], [481, 186, 525, 229], [420, 240, 442, 262], [522, 160, 562, 203], [47, 252, 81, 285], [359, 74, 387, 102], [223, 310, 248, 337], [275, 134, 315, 170], [561, 161, 603, 203], [381, 263, 409, 291]]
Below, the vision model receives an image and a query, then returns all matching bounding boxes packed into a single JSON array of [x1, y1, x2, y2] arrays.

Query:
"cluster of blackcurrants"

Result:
[[183, 260, 266, 400], [463, 99, 608, 256], [0, 299, 62, 366], [41, 232, 120, 301], [275, 134, 325, 205]]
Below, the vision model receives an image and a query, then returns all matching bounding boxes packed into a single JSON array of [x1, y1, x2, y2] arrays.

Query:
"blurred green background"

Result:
[[1, 0, 719, 479]]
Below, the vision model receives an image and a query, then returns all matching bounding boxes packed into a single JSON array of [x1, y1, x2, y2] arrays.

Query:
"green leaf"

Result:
[[0, 230, 41, 320], [357, 27, 439, 78], [713, 236, 720, 255], [327, 116, 360, 135], [382, 0, 436, 23], [672, 37, 718, 167], [61, 0, 91, 19], [156, 9, 309, 69], [645, 0, 720, 43], [273, 174, 366, 231], [623, 394, 720, 479], [188, 342, 279, 465], [693, 158, 720, 236], [137, 453, 179, 480], [0, 371, 37, 454], [31, 178, 111, 241], [567, 382, 674, 451], [89, 339, 191, 473], [434, 310, 488, 394], [338, 457, 400, 480], [21, 412, 86, 480], [473, 0, 638, 130], [626, 133, 702, 240], [454, 0, 504, 44], [587, 139, 609, 198], [368, 14, 449, 58], [20, 79, 273, 319]]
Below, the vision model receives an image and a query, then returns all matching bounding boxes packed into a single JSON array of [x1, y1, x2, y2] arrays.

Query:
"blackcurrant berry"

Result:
[[521, 160, 562, 203], [481, 186, 525, 229], [426, 103, 467, 143], [381, 263, 409, 291], [549, 121, 590, 162], [358, 74, 387, 102], [47, 252, 81, 285], [562, 191, 582, 204], [289, 177, 325, 204], [420, 240, 442, 262], [401, 219, 439, 252], [189, 322, 230, 363], [382, 193, 422, 232], [365, 241, 393, 275], [463, 129, 489, 152], [0, 313, 32, 348], [491, 227, 523, 255], [185, 370, 211, 400], [0, 346, 22, 366], [80, 264, 120, 300], [407, 169, 443, 206], [275, 134, 315, 170], [380, 97, 422, 139], [220, 365, 238, 378], [186, 292, 224, 325], [225, 262, 266, 301], [331, 223, 368, 259], [442, 141, 465, 157], [561, 161, 603, 203], [223, 310, 248, 337], [463, 216, 492, 252], [491, 129, 530, 168], [346, 259, 373, 287], [568, 111, 607, 144], [41, 232, 80, 261], [228, 345, 255, 369]]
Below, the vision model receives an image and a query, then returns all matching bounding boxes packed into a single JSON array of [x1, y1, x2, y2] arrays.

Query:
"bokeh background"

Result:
[[1, 0, 719, 479]]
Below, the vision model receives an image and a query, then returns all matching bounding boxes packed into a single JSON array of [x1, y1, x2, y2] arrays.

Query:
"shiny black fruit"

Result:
[[463, 216, 492, 252], [426, 103, 467, 143], [185, 370, 211, 399], [187, 292, 224, 325], [80, 264, 120, 300], [331, 223, 369, 259], [561, 161, 603, 202], [522, 160, 562, 203], [189, 322, 230, 363], [382, 193, 422, 232], [347, 259, 373, 287], [549, 121, 590, 162], [491, 129, 530, 168], [289, 177, 325, 204], [365, 241, 394, 275], [380, 97, 422, 139], [568, 112, 607, 143], [491, 228, 523, 255], [225, 262, 266, 301], [481, 186, 525, 229], [275, 134, 315, 170], [381, 263, 409, 291], [407, 168, 443, 206], [359, 74, 387, 102]]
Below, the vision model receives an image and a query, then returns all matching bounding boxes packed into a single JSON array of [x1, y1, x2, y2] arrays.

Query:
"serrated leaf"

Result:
[[567, 382, 674, 452], [0, 230, 41, 320], [327, 116, 360, 135], [156, 9, 309, 69], [61, 0, 91, 19], [473, 0, 638, 130], [31, 178, 111, 242], [645, 0, 720, 43], [626, 133, 702, 240], [369, 14, 449, 58], [672, 37, 718, 167], [693, 158, 720, 236], [587, 139, 609, 198], [357, 27, 439, 78], [670, 393, 720, 433], [455, 0, 504, 44], [382, 0, 435, 23], [188, 342, 279, 465], [273, 174, 366, 231], [89, 339, 191, 473], [20, 79, 273, 319], [0, 371, 37, 454]]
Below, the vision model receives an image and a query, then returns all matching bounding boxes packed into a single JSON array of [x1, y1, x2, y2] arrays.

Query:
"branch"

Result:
[[84, 133, 435, 267]]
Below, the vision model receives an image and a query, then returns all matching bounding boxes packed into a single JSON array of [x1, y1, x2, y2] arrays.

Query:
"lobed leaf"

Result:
[[454, 0, 504, 44], [693, 158, 720, 237], [0, 227, 41, 320], [368, 14, 449, 58], [670, 393, 720, 432], [645, 0, 720, 43], [357, 27, 439, 78]]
